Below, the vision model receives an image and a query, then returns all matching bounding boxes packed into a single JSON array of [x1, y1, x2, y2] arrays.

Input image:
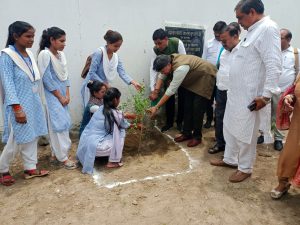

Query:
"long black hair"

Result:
[[103, 87, 121, 134], [5, 21, 34, 47], [39, 27, 65, 52]]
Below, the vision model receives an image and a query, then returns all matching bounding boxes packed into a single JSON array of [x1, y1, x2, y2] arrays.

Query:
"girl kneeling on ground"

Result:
[[76, 87, 130, 174], [79, 80, 106, 137]]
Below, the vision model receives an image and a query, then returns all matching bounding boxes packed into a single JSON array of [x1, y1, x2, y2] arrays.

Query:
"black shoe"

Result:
[[257, 135, 264, 144], [208, 144, 225, 154], [274, 140, 283, 151], [203, 121, 212, 129], [161, 124, 173, 132]]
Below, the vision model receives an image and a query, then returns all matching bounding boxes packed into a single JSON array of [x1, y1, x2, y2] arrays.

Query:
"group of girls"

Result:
[[0, 20, 141, 186]]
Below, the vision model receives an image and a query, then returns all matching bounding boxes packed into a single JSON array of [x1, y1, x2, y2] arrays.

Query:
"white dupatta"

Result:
[[99, 46, 118, 83], [37, 48, 68, 81], [1, 47, 41, 82]]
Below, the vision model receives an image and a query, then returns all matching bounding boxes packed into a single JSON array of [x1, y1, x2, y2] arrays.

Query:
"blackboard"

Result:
[[165, 26, 205, 57]]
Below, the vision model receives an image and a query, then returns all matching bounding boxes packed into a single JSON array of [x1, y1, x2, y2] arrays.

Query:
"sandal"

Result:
[[24, 169, 49, 180], [270, 179, 291, 199], [0, 172, 15, 186], [106, 162, 124, 169], [63, 159, 78, 170]]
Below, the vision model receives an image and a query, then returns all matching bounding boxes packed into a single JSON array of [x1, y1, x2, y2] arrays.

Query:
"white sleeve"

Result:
[[297, 48, 300, 74], [256, 27, 281, 97], [150, 49, 158, 91], [90, 105, 100, 113], [165, 65, 190, 96], [178, 40, 186, 54], [202, 42, 208, 59]]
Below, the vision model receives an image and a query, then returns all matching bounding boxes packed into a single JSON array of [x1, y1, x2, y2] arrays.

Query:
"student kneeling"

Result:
[[76, 87, 130, 174]]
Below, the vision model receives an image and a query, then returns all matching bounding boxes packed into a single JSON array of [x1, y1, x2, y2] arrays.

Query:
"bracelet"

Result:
[[154, 89, 160, 94], [12, 105, 22, 112], [155, 105, 160, 110]]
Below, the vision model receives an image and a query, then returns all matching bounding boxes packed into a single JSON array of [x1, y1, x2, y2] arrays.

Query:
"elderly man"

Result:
[[208, 23, 241, 154], [149, 28, 186, 132], [258, 28, 300, 150], [149, 54, 216, 147], [210, 0, 281, 182]]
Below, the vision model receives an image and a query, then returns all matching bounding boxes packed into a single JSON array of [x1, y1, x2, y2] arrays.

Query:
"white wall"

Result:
[[0, 0, 299, 130]]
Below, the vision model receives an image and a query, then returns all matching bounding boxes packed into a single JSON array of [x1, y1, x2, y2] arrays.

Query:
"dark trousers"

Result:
[[205, 84, 216, 123], [215, 88, 227, 148], [165, 94, 175, 126], [182, 88, 209, 140], [176, 86, 185, 126]]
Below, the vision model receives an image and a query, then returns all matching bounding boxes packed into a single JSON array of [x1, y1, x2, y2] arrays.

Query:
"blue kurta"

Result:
[[42, 61, 71, 132], [0, 51, 47, 144], [81, 47, 133, 101], [76, 105, 129, 174]]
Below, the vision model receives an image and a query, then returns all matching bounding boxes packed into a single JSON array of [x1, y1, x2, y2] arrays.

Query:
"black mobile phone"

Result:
[[247, 101, 257, 111]]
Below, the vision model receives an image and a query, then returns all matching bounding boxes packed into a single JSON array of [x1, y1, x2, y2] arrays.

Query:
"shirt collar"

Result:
[[248, 16, 269, 32], [282, 46, 293, 53]]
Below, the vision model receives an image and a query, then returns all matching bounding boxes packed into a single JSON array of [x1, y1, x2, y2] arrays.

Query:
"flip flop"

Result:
[[24, 169, 49, 180], [0, 172, 15, 186], [106, 162, 124, 169]]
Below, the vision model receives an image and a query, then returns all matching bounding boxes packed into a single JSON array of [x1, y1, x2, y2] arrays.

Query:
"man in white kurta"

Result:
[[211, 0, 281, 182]]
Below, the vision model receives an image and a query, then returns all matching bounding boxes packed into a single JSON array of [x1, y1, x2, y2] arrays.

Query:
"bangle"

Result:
[[12, 105, 22, 112], [155, 105, 160, 110], [154, 89, 160, 94]]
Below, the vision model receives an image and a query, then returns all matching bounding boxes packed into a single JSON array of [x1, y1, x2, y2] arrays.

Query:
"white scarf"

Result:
[[1, 47, 41, 82], [99, 46, 118, 83], [38, 49, 68, 81]]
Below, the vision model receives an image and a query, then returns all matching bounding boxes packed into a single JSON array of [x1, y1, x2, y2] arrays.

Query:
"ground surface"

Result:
[[0, 126, 299, 225]]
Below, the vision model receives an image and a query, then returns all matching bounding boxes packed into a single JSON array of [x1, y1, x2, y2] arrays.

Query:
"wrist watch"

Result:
[[263, 96, 271, 104]]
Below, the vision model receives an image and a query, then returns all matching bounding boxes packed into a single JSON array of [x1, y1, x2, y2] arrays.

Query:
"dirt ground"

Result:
[[0, 125, 299, 225]]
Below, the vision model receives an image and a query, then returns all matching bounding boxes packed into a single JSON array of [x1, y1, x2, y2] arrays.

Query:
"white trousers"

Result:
[[96, 138, 124, 162], [0, 127, 38, 173], [223, 117, 260, 174], [49, 128, 71, 162], [258, 104, 273, 144]]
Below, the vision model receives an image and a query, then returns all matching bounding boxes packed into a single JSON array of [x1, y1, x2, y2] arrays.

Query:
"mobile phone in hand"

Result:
[[247, 101, 257, 111]]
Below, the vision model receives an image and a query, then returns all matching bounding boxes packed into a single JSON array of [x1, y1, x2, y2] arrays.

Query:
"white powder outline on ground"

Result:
[[92, 127, 198, 188]]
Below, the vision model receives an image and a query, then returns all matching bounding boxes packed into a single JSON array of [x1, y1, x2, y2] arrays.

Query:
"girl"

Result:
[[79, 80, 106, 137], [37, 27, 76, 170], [76, 87, 130, 174], [0, 21, 49, 186], [81, 30, 141, 106]]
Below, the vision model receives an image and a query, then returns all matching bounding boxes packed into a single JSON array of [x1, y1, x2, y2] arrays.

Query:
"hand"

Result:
[[253, 96, 269, 111], [147, 106, 158, 118], [14, 110, 27, 124], [283, 94, 295, 112], [58, 96, 69, 106], [149, 91, 158, 101], [124, 112, 136, 120], [65, 96, 70, 105], [131, 80, 142, 91]]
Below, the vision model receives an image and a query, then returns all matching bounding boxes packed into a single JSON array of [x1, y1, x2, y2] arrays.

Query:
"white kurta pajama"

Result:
[[0, 46, 48, 172], [38, 49, 72, 162], [223, 16, 281, 173]]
